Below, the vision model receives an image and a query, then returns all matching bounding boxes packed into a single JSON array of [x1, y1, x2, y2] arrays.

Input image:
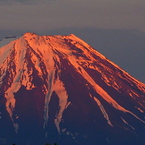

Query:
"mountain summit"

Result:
[[0, 33, 145, 145]]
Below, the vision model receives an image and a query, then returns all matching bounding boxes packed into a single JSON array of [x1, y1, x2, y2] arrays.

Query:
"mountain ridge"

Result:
[[0, 32, 145, 145]]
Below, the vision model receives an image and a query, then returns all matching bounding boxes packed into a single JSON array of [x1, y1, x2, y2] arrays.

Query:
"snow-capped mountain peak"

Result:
[[0, 33, 145, 145]]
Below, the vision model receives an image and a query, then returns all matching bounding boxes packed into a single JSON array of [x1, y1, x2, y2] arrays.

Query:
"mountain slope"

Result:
[[0, 32, 145, 145]]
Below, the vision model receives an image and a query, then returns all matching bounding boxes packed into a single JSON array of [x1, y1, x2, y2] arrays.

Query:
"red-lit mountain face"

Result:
[[0, 33, 145, 145]]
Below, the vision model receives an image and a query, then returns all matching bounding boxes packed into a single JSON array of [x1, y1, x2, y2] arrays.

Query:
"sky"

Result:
[[0, 0, 145, 83]]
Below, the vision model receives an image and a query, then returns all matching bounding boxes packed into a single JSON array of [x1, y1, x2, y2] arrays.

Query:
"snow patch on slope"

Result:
[[54, 79, 68, 133]]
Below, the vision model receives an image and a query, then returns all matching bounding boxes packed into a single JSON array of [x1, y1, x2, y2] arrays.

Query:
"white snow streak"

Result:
[[54, 79, 68, 133], [5, 37, 27, 120], [93, 96, 113, 126], [121, 117, 135, 131]]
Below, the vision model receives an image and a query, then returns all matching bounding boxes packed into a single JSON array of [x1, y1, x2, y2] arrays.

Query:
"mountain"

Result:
[[0, 32, 145, 145]]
